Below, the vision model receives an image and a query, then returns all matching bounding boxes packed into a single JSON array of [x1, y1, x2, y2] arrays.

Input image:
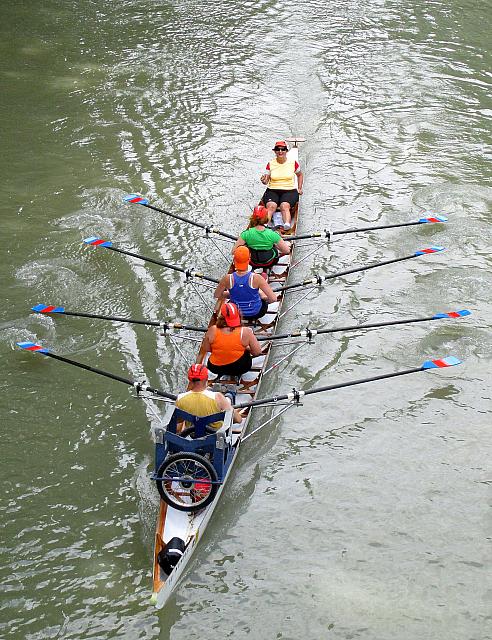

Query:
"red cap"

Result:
[[252, 205, 269, 220], [220, 302, 241, 328], [187, 363, 209, 381], [273, 140, 288, 149]]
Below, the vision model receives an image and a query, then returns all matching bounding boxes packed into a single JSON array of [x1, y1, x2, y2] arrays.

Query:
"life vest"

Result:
[[249, 246, 279, 268]]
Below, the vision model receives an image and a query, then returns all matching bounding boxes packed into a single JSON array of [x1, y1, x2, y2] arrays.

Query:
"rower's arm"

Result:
[[255, 274, 278, 303], [246, 328, 263, 357], [276, 238, 292, 255], [214, 275, 230, 299], [202, 327, 214, 354], [216, 392, 243, 423], [297, 170, 304, 195], [232, 237, 246, 253]]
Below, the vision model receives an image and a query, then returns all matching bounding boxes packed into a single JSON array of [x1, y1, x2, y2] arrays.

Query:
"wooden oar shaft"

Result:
[[42, 351, 177, 400], [277, 252, 416, 293], [142, 202, 238, 241], [106, 245, 220, 284]]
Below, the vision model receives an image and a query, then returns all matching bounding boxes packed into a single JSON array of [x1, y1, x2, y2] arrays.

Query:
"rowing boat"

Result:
[[149, 137, 305, 607], [16, 138, 468, 609]]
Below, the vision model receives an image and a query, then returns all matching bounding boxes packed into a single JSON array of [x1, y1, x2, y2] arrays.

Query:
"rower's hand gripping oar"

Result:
[[31, 305, 208, 333], [286, 215, 448, 241], [256, 309, 471, 342], [124, 194, 238, 242], [277, 246, 446, 293], [83, 237, 220, 284], [16, 342, 177, 401], [235, 356, 462, 411]]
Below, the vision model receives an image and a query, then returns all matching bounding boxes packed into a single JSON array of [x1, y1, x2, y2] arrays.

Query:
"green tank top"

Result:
[[240, 227, 281, 250]]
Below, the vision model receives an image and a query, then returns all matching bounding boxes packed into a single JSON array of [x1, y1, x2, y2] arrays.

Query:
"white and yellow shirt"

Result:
[[265, 158, 301, 190], [176, 389, 222, 430]]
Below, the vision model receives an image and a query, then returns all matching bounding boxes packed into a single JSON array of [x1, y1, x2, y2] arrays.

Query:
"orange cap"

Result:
[[273, 140, 288, 149], [233, 245, 250, 270], [220, 302, 241, 328]]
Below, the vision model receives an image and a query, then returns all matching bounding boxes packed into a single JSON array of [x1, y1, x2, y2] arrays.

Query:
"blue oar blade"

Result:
[[83, 236, 112, 247], [124, 194, 149, 205], [418, 215, 448, 223], [32, 304, 65, 314], [422, 356, 461, 369], [415, 246, 445, 256], [17, 341, 49, 354], [432, 309, 471, 319]]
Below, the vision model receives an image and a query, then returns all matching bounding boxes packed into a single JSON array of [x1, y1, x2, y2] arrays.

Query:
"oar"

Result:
[[31, 304, 208, 333], [256, 309, 471, 341], [287, 216, 448, 241], [16, 342, 177, 400], [124, 194, 238, 241], [235, 356, 461, 409], [276, 246, 445, 293], [83, 237, 220, 284]]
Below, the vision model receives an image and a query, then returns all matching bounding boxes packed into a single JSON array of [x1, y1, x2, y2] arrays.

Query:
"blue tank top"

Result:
[[229, 272, 262, 316]]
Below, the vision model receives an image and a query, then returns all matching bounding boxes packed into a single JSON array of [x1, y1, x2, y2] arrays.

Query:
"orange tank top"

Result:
[[209, 327, 245, 366]]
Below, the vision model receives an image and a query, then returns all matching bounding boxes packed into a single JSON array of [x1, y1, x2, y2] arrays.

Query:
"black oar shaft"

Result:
[[256, 315, 439, 341], [42, 352, 177, 400], [278, 253, 416, 293], [141, 202, 238, 241], [287, 232, 327, 241], [303, 366, 423, 397], [287, 220, 426, 241], [235, 366, 423, 409], [59, 310, 160, 327], [49, 310, 207, 332], [105, 245, 219, 284], [333, 220, 422, 236]]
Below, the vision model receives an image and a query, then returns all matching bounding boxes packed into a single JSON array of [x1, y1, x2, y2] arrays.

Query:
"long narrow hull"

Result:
[[151, 144, 302, 607]]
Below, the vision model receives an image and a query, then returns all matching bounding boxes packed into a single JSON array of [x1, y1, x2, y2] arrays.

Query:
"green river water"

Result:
[[1, 1, 490, 638]]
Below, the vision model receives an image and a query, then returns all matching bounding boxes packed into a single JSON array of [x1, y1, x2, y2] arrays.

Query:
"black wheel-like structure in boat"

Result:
[[156, 451, 219, 512]]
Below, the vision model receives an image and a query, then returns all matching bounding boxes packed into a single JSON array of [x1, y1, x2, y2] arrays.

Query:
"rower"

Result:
[[260, 140, 303, 232], [203, 302, 263, 380], [233, 205, 291, 270], [214, 246, 278, 321], [176, 363, 243, 426]]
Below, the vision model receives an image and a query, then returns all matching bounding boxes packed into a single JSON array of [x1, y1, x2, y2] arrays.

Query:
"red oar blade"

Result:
[[32, 304, 65, 314], [419, 215, 448, 223], [124, 194, 149, 205], [415, 246, 445, 255], [432, 310, 471, 319], [17, 341, 49, 354], [421, 356, 461, 369], [83, 236, 112, 247]]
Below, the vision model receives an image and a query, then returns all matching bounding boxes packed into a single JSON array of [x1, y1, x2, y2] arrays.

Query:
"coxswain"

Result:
[[260, 140, 303, 232], [233, 205, 291, 269], [214, 246, 277, 321], [203, 302, 263, 379], [176, 363, 243, 426]]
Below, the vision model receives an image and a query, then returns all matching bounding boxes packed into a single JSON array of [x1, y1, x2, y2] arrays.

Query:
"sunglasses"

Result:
[[274, 146, 288, 151]]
